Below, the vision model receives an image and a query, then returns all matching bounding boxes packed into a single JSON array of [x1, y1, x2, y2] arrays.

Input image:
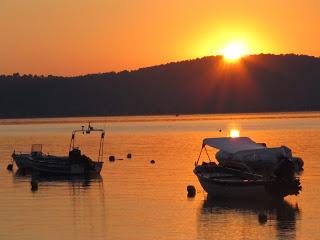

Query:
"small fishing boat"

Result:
[[194, 137, 302, 199], [12, 123, 105, 175]]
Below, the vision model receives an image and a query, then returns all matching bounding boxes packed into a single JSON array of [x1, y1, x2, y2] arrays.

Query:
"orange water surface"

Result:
[[0, 112, 319, 240]]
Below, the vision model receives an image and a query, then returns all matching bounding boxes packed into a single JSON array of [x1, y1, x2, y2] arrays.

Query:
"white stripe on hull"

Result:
[[32, 162, 103, 175]]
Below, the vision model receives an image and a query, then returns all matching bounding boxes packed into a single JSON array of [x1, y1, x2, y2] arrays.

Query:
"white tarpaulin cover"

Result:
[[203, 137, 266, 154]]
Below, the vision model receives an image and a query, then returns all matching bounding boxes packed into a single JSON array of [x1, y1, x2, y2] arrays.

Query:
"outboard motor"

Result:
[[272, 158, 302, 196], [274, 158, 295, 180], [291, 157, 304, 172]]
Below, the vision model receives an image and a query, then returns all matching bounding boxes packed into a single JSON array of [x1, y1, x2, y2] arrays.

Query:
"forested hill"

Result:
[[0, 54, 319, 118]]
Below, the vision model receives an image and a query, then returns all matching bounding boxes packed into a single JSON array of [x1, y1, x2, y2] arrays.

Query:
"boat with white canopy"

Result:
[[194, 137, 303, 199]]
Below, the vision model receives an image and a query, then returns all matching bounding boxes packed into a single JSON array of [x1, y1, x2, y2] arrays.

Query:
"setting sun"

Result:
[[230, 129, 240, 138], [221, 42, 247, 61]]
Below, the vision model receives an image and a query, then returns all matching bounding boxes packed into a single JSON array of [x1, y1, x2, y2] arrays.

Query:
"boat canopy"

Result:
[[202, 137, 266, 154]]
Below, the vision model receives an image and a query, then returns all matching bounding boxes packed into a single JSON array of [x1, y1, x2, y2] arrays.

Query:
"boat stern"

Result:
[[92, 161, 104, 174], [12, 153, 33, 169]]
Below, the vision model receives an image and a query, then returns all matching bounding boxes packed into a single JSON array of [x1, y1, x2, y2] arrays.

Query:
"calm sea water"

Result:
[[0, 112, 319, 240]]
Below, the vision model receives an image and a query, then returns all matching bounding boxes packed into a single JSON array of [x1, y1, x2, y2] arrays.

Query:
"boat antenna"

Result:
[[98, 126, 105, 162], [86, 122, 91, 134]]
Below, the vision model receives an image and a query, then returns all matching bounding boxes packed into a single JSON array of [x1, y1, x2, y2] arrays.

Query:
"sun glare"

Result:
[[221, 42, 246, 61], [230, 129, 240, 138]]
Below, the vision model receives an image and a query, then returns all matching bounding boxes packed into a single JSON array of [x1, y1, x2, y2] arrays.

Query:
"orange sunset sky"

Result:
[[1, 0, 319, 76]]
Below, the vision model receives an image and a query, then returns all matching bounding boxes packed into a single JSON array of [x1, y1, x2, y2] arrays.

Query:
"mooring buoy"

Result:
[[150, 160, 155, 164], [109, 156, 115, 162], [187, 185, 196, 197], [7, 163, 13, 171]]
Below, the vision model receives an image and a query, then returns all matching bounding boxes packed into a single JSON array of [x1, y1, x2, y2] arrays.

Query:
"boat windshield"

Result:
[[31, 144, 42, 153]]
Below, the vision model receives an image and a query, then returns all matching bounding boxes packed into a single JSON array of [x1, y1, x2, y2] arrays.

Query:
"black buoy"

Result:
[[7, 163, 13, 171], [127, 153, 132, 159], [219, 129, 222, 132], [187, 185, 196, 197], [258, 212, 267, 224], [31, 179, 38, 192], [109, 155, 115, 162], [150, 160, 155, 164]]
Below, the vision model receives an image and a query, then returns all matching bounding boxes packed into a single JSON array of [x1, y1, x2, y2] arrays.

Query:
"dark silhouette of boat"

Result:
[[194, 137, 303, 199], [12, 123, 105, 175]]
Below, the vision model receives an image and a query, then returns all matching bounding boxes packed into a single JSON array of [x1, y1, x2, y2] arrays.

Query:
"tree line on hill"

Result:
[[0, 54, 319, 118]]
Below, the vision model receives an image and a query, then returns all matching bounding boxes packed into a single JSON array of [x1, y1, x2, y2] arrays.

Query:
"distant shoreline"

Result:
[[1, 55, 319, 119], [0, 110, 319, 125]]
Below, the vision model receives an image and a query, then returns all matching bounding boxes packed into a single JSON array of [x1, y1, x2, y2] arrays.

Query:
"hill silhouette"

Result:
[[0, 54, 319, 118]]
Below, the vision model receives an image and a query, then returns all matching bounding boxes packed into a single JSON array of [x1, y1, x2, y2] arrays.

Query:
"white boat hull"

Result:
[[12, 153, 103, 175]]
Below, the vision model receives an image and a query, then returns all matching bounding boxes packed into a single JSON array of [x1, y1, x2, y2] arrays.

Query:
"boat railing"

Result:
[[69, 123, 105, 162]]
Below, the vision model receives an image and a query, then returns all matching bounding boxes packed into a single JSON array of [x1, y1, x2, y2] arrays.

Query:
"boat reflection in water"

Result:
[[14, 168, 103, 189], [11, 169, 107, 240], [199, 195, 299, 240]]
